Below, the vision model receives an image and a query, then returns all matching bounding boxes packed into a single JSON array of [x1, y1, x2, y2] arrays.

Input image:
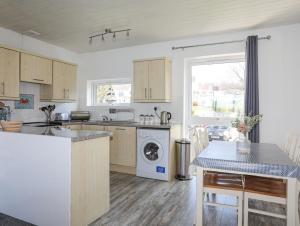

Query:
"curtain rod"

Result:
[[171, 35, 271, 50]]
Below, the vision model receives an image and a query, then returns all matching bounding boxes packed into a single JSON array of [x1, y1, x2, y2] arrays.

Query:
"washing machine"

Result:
[[137, 128, 170, 181]]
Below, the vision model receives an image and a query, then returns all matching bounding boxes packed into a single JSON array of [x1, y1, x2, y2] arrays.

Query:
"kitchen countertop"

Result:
[[65, 120, 179, 129], [5, 126, 112, 142]]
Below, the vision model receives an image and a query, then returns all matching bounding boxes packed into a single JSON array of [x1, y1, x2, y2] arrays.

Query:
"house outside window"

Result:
[[87, 78, 131, 106], [186, 54, 245, 141]]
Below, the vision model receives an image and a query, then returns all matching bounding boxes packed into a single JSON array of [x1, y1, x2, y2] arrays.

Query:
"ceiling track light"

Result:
[[88, 28, 131, 45]]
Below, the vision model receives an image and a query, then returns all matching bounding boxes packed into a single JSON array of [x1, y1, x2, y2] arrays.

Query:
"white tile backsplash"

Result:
[[2, 82, 77, 122]]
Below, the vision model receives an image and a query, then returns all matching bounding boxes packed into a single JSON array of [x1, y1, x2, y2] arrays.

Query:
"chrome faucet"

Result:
[[99, 115, 109, 121]]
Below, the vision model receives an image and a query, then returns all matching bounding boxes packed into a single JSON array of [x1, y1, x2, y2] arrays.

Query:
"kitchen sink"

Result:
[[23, 122, 62, 127]]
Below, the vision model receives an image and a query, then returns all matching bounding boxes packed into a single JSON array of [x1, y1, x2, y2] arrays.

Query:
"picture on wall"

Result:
[[15, 94, 34, 109]]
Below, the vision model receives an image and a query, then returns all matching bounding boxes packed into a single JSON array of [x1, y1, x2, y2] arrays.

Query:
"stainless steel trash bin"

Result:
[[175, 139, 192, 180]]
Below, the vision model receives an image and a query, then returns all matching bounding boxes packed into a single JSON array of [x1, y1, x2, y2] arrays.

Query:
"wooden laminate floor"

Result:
[[92, 172, 287, 226], [0, 172, 291, 226]]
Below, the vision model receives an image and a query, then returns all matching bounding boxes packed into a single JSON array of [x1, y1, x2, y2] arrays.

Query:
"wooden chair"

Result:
[[282, 134, 298, 157], [189, 126, 209, 177], [293, 139, 300, 226], [243, 175, 287, 226], [292, 138, 300, 165], [203, 171, 244, 226]]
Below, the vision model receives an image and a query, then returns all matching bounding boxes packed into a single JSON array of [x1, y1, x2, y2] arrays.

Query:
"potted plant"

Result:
[[231, 114, 262, 153]]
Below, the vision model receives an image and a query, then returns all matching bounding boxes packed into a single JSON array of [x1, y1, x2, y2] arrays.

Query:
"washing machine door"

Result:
[[141, 139, 164, 163]]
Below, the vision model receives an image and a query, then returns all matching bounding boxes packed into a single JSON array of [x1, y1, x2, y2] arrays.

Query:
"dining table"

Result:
[[193, 141, 299, 226]]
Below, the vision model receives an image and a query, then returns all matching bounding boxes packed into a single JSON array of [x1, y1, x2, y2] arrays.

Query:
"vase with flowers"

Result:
[[231, 114, 263, 153]]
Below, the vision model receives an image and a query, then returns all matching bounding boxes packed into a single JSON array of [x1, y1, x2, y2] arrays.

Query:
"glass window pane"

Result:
[[95, 83, 131, 105], [192, 61, 245, 118]]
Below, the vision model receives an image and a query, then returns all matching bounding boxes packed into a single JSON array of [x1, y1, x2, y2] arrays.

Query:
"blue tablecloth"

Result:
[[193, 141, 299, 178]]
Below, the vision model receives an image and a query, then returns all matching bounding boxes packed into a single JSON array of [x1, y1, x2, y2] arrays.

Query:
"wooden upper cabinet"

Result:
[[0, 47, 20, 100], [133, 58, 172, 103], [52, 60, 67, 100], [66, 64, 77, 100], [133, 61, 149, 101], [20, 53, 52, 85], [40, 60, 77, 102]]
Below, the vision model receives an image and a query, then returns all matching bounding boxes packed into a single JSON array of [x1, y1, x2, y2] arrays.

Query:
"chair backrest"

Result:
[[189, 125, 209, 158], [288, 135, 298, 159], [197, 127, 209, 149], [293, 138, 300, 165], [283, 133, 292, 153]]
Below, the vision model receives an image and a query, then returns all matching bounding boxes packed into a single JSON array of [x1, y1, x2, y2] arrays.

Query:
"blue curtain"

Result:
[[245, 36, 260, 143]]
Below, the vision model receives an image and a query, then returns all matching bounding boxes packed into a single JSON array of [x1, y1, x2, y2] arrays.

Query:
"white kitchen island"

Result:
[[0, 126, 112, 226]]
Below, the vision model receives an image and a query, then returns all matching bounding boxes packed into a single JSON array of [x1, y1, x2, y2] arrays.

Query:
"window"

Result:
[[190, 57, 245, 118], [87, 79, 131, 106]]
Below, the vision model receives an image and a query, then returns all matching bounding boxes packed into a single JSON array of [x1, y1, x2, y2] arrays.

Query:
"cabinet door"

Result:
[[148, 59, 166, 100], [66, 124, 82, 130], [105, 126, 118, 165], [21, 53, 52, 84], [0, 48, 19, 98], [66, 64, 77, 100], [133, 61, 149, 101], [52, 61, 67, 100], [20, 53, 36, 83], [36, 56, 52, 85], [108, 126, 136, 167], [81, 125, 105, 131]]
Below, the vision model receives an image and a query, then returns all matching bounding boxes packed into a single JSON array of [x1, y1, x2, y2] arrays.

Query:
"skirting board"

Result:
[[110, 164, 136, 175]]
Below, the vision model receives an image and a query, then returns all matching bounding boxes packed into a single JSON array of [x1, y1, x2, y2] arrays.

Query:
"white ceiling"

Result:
[[1, 0, 300, 53]]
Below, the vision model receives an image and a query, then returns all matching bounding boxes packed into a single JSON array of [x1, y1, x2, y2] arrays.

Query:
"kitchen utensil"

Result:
[[40, 105, 56, 122], [70, 111, 91, 121], [160, 111, 172, 124]]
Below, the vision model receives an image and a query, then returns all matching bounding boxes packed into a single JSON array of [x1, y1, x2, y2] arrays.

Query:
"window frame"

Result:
[[88, 78, 132, 107], [186, 53, 245, 125]]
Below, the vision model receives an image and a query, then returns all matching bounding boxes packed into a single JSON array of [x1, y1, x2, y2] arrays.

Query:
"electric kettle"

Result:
[[160, 111, 172, 124]]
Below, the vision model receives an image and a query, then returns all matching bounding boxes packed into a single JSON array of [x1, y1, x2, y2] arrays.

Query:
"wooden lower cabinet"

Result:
[[65, 124, 137, 174], [64, 124, 82, 130], [71, 137, 110, 226], [106, 126, 136, 168], [81, 124, 105, 131]]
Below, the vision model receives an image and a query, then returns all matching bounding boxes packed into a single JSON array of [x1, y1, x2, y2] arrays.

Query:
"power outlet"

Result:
[[154, 106, 160, 111]]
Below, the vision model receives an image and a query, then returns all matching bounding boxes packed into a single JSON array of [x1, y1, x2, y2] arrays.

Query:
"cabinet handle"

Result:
[[67, 89, 70, 98], [145, 88, 147, 99], [63, 89, 66, 98], [33, 78, 44, 82], [115, 128, 126, 131], [150, 88, 152, 99]]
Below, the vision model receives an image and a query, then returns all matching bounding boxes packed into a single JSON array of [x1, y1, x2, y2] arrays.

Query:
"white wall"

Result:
[[78, 23, 300, 146], [0, 27, 79, 122], [0, 132, 72, 226]]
